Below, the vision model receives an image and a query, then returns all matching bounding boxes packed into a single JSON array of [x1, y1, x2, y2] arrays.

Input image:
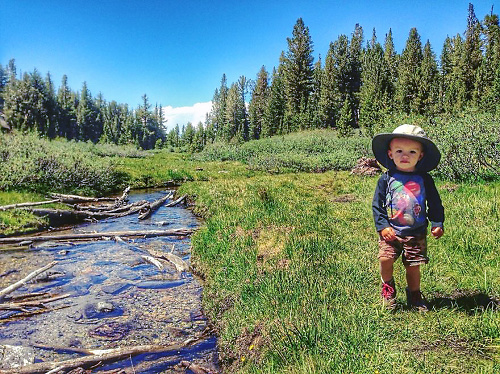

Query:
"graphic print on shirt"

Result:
[[386, 173, 426, 231]]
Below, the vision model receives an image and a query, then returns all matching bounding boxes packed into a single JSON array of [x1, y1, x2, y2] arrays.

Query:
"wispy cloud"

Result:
[[162, 102, 212, 130]]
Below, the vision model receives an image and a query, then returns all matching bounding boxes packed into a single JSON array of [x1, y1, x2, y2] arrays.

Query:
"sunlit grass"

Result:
[[179, 171, 500, 373]]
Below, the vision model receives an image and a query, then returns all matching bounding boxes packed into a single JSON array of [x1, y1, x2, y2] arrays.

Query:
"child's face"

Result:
[[387, 137, 424, 172]]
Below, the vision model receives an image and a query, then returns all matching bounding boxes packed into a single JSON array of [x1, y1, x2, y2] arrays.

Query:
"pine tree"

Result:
[[248, 66, 269, 139], [282, 18, 314, 132], [224, 77, 248, 142], [57, 75, 78, 139], [338, 97, 353, 137], [0, 64, 7, 111], [462, 3, 483, 105], [320, 35, 349, 128], [263, 65, 286, 137], [418, 40, 439, 115], [479, 10, 500, 110], [308, 57, 323, 129], [384, 28, 398, 107], [44, 72, 58, 138], [76, 81, 98, 141], [359, 29, 390, 135], [395, 28, 423, 113], [3, 69, 49, 133], [348, 23, 363, 126]]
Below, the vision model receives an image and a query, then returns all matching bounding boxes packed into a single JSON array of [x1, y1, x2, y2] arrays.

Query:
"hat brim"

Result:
[[372, 133, 441, 172]]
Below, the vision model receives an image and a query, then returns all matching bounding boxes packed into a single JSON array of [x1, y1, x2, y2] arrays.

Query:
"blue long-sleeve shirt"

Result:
[[372, 170, 444, 236]]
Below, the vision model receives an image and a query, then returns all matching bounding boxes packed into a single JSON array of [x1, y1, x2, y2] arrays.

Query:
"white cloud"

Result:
[[162, 101, 212, 131]]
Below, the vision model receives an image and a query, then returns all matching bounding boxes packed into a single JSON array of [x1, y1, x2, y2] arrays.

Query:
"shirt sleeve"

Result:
[[423, 174, 445, 227], [372, 174, 390, 232]]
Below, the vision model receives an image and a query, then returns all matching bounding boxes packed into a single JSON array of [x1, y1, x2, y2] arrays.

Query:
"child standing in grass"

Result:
[[371, 124, 444, 311]]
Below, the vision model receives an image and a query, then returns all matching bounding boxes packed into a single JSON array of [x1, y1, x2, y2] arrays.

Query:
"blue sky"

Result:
[[1, 1, 495, 128]]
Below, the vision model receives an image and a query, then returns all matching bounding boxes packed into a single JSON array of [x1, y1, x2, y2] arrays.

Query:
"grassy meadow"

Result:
[[0, 121, 499, 372]]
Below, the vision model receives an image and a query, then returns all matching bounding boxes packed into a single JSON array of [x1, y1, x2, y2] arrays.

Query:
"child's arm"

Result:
[[424, 174, 445, 239], [372, 174, 395, 240]]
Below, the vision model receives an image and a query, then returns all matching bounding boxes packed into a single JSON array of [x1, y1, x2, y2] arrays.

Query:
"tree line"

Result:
[[1, 3, 499, 151], [205, 3, 500, 143], [0, 61, 166, 149]]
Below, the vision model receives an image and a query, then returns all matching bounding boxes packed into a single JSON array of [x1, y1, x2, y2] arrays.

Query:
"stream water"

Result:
[[0, 189, 219, 373]]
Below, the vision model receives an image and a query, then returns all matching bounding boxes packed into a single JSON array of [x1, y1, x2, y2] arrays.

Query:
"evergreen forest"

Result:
[[1, 4, 499, 151]]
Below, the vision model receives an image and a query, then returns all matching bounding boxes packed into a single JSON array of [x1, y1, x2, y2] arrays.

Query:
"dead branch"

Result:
[[49, 193, 116, 204], [0, 293, 70, 310], [140, 255, 164, 271], [0, 228, 193, 245], [0, 261, 58, 300], [0, 304, 71, 323], [0, 336, 205, 373], [0, 199, 60, 211], [138, 191, 174, 220], [164, 194, 187, 207], [140, 246, 189, 272]]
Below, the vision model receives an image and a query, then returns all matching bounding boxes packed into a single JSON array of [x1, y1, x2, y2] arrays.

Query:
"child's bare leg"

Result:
[[380, 257, 395, 282], [405, 265, 420, 291]]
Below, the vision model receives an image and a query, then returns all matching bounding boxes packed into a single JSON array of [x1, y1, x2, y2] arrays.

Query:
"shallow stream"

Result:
[[0, 189, 219, 373]]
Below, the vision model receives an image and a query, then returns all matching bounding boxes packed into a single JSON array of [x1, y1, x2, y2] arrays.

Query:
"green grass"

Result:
[[1, 126, 499, 372], [179, 171, 500, 373]]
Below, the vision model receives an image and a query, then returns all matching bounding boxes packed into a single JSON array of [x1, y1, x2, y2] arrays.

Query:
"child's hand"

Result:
[[431, 226, 444, 239], [380, 227, 396, 241]]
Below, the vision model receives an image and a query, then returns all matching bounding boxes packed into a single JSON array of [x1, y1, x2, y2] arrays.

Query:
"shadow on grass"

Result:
[[429, 290, 500, 314]]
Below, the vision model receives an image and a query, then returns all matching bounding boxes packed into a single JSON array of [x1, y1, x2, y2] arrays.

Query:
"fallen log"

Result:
[[75, 200, 147, 213], [49, 193, 116, 204], [0, 199, 60, 211], [0, 261, 58, 300], [28, 201, 151, 224], [164, 194, 187, 207], [0, 336, 205, 373], [138, 191, 174, 220], [0, 228, 193, 245]]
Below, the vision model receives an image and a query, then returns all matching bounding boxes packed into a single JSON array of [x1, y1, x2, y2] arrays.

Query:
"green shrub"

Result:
[[0, 131, 128, 195], [427, 113, 500, 181], [195, 130, 371, 173]]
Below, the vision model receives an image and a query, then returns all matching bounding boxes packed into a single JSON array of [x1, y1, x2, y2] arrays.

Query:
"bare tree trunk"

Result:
[[0, 200, 60, 211]]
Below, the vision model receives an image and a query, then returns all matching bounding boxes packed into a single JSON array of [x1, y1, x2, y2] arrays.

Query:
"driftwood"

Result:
[[0, 228, 193, 245], [0, 261, 58, 300], [0, 304, 71, 323], [28, 190, 179, 225], [49, 193, 116, 204], [138, 191, 174, 220], [115, 239, 189, 273], [0, 293, 70, 310], [0, 336, 205, 373], [0, 199, 60, 211]]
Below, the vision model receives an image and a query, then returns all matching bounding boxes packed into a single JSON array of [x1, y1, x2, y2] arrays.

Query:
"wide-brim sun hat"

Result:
[[372, 124, 441, 172]]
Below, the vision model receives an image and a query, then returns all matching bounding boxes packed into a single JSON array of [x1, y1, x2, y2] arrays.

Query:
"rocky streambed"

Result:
[[0, 189, 219, 373]]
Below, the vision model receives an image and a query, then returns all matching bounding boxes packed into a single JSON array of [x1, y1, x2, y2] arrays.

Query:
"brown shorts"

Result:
[[378, 233, 428, 267]]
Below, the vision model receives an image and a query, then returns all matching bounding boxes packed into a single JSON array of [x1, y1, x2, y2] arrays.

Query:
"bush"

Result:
[[0, 131, 128, 195], [427, 113, 500, 181], [195, 130, 372, 173]]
